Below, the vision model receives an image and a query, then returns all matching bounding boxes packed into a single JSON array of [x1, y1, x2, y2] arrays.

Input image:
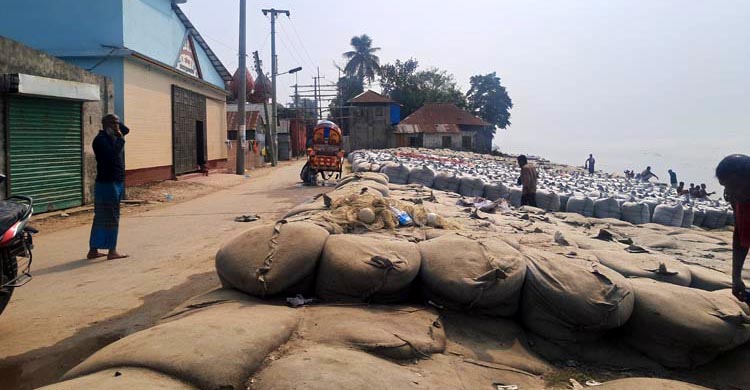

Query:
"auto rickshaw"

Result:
[[300, 120, 344, 185]]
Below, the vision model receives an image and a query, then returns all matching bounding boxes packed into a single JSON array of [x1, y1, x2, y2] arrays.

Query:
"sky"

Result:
[[181, 0, 749, 187]]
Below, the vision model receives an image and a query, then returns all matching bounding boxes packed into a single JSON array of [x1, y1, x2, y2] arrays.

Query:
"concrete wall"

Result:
[[123, 59, 226, 171], [347, 105, 393, 150], [0, 36, 114, 204], [423, 133, 459, 149]]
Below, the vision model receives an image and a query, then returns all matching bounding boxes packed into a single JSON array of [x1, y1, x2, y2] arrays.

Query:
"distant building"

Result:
[[345, 90, 401, 151], [0, 0, 233, 185], [395, 103, 494, 153]]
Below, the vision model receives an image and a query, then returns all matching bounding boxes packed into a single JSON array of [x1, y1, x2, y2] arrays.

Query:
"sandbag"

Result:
[[458, 176, 486, 197], [595, 378, 714, 390], [521, 249, 635, 342], [681, 207, 695, 228], [407, 166, 436, 187], [351, 158, 367, 173], [483, 182, 510, 201], [593, 197, 622, 220], [590, 250, 692, 286], [727, 210, 735, 226], [535, 190, 561, 212], [316, 234, 421, 302], [64, 301, 300, 390], [301, 305, 445, 359], [684, 264, 732, 291], [418, 234, 526, 316], [621, 202, 651, 225], [336, 180, 390, 198], [215, 222, 329, 297], [565, 197, 594, 217], [625, 279, 750, 368], [433, 172, 460, 193], [693, 208, 706, 227], [702, 208, 728, 229], [39, 368, 197, 390], [652, 204, 685, 227], [282, 197, 327, 219], [337, 172, 390, 187], [643, 199, 659, 219], [509, 187, 522, 208], [558, 194, 570, 212], [382, 164, 410, 184]]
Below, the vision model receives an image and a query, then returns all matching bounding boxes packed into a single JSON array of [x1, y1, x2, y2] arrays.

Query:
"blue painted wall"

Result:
[[66, 57, 126, 119], [122, 0, 225, 88]]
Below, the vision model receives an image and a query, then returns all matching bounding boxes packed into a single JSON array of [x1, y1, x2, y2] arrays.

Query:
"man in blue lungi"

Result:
[[87, 114, 129, 260]]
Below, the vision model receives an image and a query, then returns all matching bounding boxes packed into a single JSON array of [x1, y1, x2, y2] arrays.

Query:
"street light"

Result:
[[274, 66, 302, 77]]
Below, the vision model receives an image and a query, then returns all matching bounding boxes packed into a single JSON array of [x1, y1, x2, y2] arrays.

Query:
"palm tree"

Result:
[[343, 34, 381, 85]]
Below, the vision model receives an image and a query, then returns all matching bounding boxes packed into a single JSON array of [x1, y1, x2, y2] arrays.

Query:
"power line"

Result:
[[277, 21, 314, 71], [285, 16, 317, 71]]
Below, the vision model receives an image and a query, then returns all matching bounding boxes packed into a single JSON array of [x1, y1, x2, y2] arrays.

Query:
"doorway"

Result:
[[172, 85, 207, 175]]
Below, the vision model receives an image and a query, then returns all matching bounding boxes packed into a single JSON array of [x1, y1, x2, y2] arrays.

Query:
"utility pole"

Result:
[[235, 0, 247, 174], [313, 67, 325, 120], [252, 51, 272, 166], [262, 8, 289, 167]]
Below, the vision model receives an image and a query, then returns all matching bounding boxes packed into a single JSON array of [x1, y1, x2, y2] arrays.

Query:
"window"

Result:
[[462, 136, 472, 149], [409, 136, 420, 147], [442, 136, 452, 148]]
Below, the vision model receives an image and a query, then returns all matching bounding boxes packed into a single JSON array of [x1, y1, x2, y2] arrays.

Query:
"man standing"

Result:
[[517, 155, 538, 207], [87, 114, 129, 260], [668, 169, 678, 187], [715, 154, 750, 303], [584, 154, 596, 175]]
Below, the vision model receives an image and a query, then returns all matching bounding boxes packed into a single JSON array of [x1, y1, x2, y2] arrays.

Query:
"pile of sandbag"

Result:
[[652, 204, 685, 227], [621, 202, 651, 225]]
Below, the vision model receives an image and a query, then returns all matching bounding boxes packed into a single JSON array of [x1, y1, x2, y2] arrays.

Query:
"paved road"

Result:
[[0, 161, 327, 390]]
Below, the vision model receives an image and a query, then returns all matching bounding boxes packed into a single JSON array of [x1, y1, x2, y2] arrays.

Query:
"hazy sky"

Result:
[[182, 0, 749, 184]]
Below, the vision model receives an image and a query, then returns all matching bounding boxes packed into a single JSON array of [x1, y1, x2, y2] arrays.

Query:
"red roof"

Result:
[[399, 103, 492, 127], [348, 90, 395, 104], [227, 111, 260, 132]]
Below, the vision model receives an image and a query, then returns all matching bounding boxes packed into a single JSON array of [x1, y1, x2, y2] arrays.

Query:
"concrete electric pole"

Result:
[[235, 0, 247, 174], [261, 8, 289, 167]]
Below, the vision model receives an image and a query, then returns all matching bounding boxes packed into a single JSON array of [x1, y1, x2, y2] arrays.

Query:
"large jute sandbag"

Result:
[[702, 208, 728, 229], [64, 301, 300, 390], [419, 234, 527, 316], [38, 368, 197, 390], [351, 158, 367, 173], [681, 207, 695, 228], [566, 197, 594, 217], [407, 166, 436, 187], [316, 234, 421, 303], [336, 180, 390, 198], [621, 202, 651, 225], [595, 378, 713, 390], [684, 264, 732, 291], [593, 197, 622, 220], [282, 197, 327, 219], [301, 305, 446, 359], [653, 204, 685, 227], [693, 208, 706, 227], [625, 279, 750, 368], [535, 190, 561, 212], [643, 199, 659, 219], [509, 187, 522, 207], [484, 182, 510, 201], [216, 222, 329, 297], [337, 172, 390, 187], [382, 164, 410, 184], [521, 249, 635, 342], [433, 172, 460, 193], [458, 176, 486, 197], [558, 194, 570, 212], [590, 250, 692, 286]]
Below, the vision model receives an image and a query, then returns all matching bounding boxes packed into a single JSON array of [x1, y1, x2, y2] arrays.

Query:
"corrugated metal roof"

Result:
[[348, 90, 396, 104], [399, 103, 492, 127], [227, 111, 261, 131], [172, 3, 233, 83], [394, 123, 460, 134]]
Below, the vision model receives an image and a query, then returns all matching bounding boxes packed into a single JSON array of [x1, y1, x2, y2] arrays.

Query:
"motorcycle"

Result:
[[0, 174, 35, 316]]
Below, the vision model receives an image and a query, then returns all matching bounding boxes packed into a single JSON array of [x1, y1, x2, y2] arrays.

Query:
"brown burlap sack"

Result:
[[316, 234, 421, 303], [38, 368, 196, 390], [684, 264, 732, 291], [300, 305, 445, 359], [624, 279, 750, 368], [595, 378, 713, 390], [418, 234, 526, 316], [590, 250, 692, 286], [215, 221, 329, 297], [521, 249, 635, 343], [337, 180, 390, 198], [336, 172, 390, 187], [282, 197, 327, 219], [64, 301, 300, 390]]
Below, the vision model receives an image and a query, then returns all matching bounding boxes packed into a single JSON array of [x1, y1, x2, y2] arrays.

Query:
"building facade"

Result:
[[0, 0, 232, 185], [345, 90, 401, 151], [395, 103, 494, 154], [0, 36, 113, 212]]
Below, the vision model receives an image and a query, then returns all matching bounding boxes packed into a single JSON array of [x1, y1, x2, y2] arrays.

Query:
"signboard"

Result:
[[176, 34, 201, 78]]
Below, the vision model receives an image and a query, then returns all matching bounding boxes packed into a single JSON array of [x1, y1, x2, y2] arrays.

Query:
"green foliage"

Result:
[[379, 59, 467, 118], [466, 72, 513, 133], [343, 34, 381, 85]]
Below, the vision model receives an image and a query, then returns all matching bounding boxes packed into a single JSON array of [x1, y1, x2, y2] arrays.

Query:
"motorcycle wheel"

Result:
[[0, 256, 17, 316]]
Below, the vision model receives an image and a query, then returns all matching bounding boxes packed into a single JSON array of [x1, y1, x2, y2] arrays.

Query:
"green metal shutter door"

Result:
[[8, 97, 83, 213]]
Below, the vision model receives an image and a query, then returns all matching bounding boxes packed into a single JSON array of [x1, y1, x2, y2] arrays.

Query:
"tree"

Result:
[[343, 34, 381, 85], [329, 74, 364, 123], [379, 58, 466, 118], [466, 72, 513, 133]]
